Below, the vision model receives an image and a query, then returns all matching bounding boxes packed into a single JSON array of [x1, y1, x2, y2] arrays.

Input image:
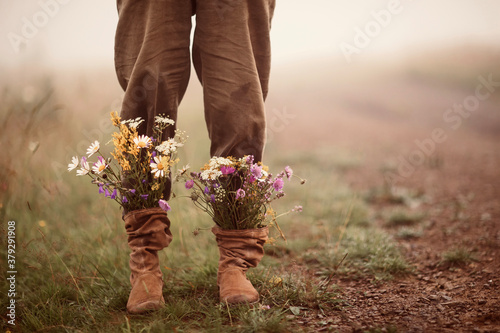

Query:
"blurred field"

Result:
[[0, 45, 499, 331]]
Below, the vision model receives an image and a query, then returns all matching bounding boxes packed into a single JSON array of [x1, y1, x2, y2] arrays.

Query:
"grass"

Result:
[[386, 209, 426, 228], [0, 80, 410, 332], [441, 247, 475, 267]]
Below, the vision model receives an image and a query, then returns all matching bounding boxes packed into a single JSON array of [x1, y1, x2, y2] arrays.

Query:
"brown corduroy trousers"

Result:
[[115, 1, 275, 197]]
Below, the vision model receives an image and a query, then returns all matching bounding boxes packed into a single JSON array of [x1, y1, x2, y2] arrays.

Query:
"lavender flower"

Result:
[[235, 188, 246, 200], [185, 179, 194, 189], [140, 194, 149, 200], [273, 178, 284, 191], [251, 164, 262, 179], [159, 199, 171, 212], [284, 166, 293, 180]]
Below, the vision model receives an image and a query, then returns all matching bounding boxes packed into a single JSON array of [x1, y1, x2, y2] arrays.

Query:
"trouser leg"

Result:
[[114, 0, 194, 199], [192, 0, 276, 162]]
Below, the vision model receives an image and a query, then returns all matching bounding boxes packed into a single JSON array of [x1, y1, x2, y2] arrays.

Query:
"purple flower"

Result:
[[204, 186, 210, 194], [235, 188, 246, 200], [221, 165, 235, 175], [251, 165, 262, 179], [210, 194, 215, 203], [273, 178, 284, 191], [152, 151, 157, 158], [98, 185, 104, 194], [185, 179, 194, 189], [130, 189, 136, 194], [284, 166, 293, 180], [159, 199, 171, 212], [141, 194, 149, 200], [142, 179, 147, 184], [245, 155, 254, 164], [105, 188, 110, 197], [122, 196, 128, 203], [111, 189, 117, 199]]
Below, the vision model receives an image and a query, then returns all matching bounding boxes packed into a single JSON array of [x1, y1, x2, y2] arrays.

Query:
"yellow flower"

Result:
[[269, 275, 282, 285], [38, 220, 47, 227], [110, 111, 121, 127]]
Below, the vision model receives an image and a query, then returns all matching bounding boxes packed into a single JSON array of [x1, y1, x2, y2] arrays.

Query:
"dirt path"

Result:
[[271, 64, 500, 332]]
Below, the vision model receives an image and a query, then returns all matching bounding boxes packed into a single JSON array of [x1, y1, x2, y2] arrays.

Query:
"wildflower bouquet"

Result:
[[68, 112, 186, 212], [178, 155, 303, 231]]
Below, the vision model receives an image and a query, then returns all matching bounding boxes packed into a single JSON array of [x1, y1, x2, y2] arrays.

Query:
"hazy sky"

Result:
[[2, 0, 500, 69]]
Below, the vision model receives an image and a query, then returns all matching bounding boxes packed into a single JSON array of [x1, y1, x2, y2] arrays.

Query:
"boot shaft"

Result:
[[124, 207, 173, 284]]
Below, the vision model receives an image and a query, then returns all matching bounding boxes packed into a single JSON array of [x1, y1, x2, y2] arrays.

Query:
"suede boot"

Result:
[[124, 207, 172, 314], [212, 226, 268, 304]]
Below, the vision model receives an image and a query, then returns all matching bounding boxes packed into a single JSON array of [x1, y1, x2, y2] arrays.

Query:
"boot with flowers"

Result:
[[124, 207, 172, 314], [212, 226, 269, 304]]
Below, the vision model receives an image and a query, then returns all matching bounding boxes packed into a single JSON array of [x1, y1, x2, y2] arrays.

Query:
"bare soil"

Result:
[[271, 61, 500, 332]]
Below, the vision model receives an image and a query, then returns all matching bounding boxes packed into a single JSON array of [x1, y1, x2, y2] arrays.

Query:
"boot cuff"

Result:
[[211, 226, 269, 240]]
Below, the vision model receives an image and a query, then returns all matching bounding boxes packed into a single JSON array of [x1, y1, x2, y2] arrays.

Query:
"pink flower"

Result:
[[235, 188, 246, 200], [292, 205, 303, 212], [221, 165, 236, 175], [273, 178, 284, 191], [251, 165, 262, 179], [284, 166, 293, 180], [159, 199, 171, 212], [185, 179, 194, 189]]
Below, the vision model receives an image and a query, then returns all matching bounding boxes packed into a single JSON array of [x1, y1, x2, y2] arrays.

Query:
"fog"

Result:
[[2, 0, 500, 70]]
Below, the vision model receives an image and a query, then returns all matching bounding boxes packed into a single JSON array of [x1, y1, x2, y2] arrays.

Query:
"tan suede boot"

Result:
[[212, 226, 268, 304], [124, 207, 172, 314]]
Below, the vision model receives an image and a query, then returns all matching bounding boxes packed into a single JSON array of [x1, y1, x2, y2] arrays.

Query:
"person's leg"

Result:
[[192, 0, 276, 304], [116, 0, 193, 203], [115, 0, 193, 142], [192, 0, 276, 163], [114, 0, 193, 314]]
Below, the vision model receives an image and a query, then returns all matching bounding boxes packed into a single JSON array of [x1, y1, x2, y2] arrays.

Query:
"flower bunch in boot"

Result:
[[178, 155, 302, 230], [178, 155, 304, 304], [67, 112, 186, 212], [68, 112, 187, 314]]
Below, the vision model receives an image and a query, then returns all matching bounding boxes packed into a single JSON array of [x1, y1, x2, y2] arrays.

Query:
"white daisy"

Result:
[[133, 135, 152, 149], [86, 140, 100, 157], [177, 164, 190, 175], [150, 156, 167, 178], [67, 156, 79, 171], [92, 157, 107, 174], [76, 157, 90, 176]]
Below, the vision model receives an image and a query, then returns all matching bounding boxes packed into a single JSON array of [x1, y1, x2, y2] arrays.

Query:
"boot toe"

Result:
[[127, 273, 165, 314], [127, 298, 164, 314], [223, 292, 259, 304]]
